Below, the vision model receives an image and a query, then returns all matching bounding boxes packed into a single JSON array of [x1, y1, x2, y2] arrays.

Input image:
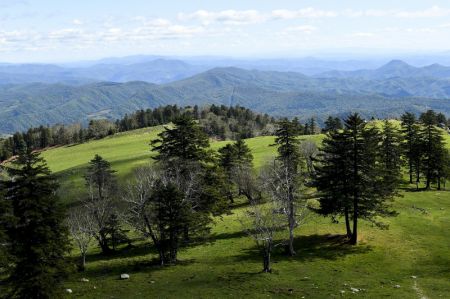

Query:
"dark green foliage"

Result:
[[151, 116, 228, 243], [273, 119, 301, 171], [315, 114, 399, 245], [323, 116, 343, 133], [401, 112, 420, 184], [151, 182, 190, 264], [419, 110, 447, 190], [104, 214, 130, 251], [2, 150, 69, 298], [84, 155, 118, 254], [380, 120, 403, 196], [151, 115, 210, 164], [218, 139, 254, 203]]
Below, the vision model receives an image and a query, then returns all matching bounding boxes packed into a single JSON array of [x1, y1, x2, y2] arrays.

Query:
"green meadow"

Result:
[[37, 126, 449, 298]]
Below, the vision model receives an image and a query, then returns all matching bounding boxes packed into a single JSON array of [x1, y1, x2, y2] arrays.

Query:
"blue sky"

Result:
[[1, 0, 450, 62]]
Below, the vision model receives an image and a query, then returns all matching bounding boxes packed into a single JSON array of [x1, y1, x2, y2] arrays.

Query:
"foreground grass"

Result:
[[37, 126, 450, 298], [61, 189, 449, 298]]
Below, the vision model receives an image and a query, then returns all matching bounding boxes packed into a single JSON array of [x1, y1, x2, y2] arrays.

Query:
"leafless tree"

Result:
[[259, 159, 309, 255], [233, 165, 261, 203], [122, 166, 165, 263], [67, 209, 95, 271], [300, 140, 319, 177], [241, 197, 284, 273]]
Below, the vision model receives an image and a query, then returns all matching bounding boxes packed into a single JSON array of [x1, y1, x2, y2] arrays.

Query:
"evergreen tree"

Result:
[[151, 115, 210, 165], [401, 112, 419, 184], [3, 150, 69, 298], [419, 110, 446, 189], [323, 116, 343, 133], [380, 120, 403, 195], [315, 114, 397, 245], [218, 139, 254, 203], [84, 154, 117, 254], [272, 119, 302, 255]]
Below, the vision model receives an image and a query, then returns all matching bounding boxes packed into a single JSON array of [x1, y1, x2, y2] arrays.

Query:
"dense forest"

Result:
[[0, 106, 449, 297]]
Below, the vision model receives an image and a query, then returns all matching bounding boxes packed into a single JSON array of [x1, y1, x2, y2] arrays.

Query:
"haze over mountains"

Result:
[[1, 56, 450, 134]]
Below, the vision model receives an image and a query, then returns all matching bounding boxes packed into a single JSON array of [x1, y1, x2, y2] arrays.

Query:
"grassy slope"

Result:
[[38, 127, 450, 298]]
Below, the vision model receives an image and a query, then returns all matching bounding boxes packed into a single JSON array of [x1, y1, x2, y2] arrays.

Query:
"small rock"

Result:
[[340, 290, 345, 294], [411, 276, 417, 279], [350, 287, 360, 293], [150, 281, 155, 284], [120, 273, 130, 280], [65, 289, 73, 294], [394, 285, 401, 288], [93, 286, 97, 289], [81, 278, 89, 282]]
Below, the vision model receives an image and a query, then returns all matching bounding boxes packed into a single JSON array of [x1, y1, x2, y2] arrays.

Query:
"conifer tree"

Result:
[[84, 154, 118, 254], [401, 112, 419, 184], [3, 150, 69, 298], [419, 110, 446, 189], [272, 119, 303, 255], [315, 114, 397, 245], [380, 120, 403, 195]]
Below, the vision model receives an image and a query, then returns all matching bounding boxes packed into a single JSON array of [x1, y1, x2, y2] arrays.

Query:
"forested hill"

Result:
[[1, 65, 450, 133]]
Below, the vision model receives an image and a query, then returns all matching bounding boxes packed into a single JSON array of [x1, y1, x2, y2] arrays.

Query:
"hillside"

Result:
[[35, 126, 450, 298], [318, 60, 450, 80], [2, 65, 450, 133]]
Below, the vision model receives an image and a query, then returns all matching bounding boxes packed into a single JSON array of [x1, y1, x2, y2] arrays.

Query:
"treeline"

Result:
[[0, 105, 277, 162]]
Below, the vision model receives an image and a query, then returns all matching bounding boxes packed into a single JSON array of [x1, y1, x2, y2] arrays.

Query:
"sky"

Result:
[[1, 0, 450, 62]]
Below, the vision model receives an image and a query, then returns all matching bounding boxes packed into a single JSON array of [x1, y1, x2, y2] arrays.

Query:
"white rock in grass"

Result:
[[350, 287, 360, 293], [411, 276, 417, 279], [120, 273, 130, 280], [81, 278, 89, 282], [394, 284, 401, 288], [65, 289, 73, 294]]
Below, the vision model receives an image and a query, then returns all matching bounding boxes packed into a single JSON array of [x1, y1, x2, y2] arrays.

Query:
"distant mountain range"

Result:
[[318, 60, 450, 80], [1, 61, 450, 134]]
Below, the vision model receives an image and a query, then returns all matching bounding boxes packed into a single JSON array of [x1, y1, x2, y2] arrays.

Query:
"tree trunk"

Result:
[[344, 207, 352, 239], [78, 253, 86, 272], [409, 161, 413, 184], [263, 248, 271, 273], [288, 198, 296, 256], [183, 226, 189, 243], [349, 201, 358, 245]]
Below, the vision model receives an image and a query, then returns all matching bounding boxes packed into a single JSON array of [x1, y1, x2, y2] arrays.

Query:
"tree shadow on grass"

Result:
[[233, 233, 372, 265], [81, 257, 196, 278]]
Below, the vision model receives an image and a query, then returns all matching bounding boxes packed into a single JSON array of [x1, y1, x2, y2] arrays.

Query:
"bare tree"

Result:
[[259, 159, 309, 255], [233, 165, 261, 203], [241, 197, 284, 273], [300, 140, 319, 177], [67, 209, 95, 271]]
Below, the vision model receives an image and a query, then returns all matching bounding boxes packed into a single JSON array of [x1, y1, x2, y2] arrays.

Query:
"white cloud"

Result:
[[283, 25, 318, 34], [352, 32, 375, 38], [178, 10, 266, 25], [272, 8, 337, 19], [72, 19, 83, 26], [344, 6, 450, 18]]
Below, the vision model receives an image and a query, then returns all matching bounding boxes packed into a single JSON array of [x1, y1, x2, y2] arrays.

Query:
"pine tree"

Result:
[[419, 110, 446, 189], [315, 114, 397, 245], [3, 150, 69, 298], [151, 115, 210, 165], [272, 119, 302, 255], [380, 120, 403, 195], [84, 154, 117, 254], [401, 112, 419, 184]]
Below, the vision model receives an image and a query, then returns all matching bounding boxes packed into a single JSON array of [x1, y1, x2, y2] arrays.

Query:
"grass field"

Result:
[[37, 127, 450, 298]]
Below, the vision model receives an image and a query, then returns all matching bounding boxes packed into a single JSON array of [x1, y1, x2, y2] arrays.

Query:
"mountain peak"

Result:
[[380, 59, 412, 69]]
